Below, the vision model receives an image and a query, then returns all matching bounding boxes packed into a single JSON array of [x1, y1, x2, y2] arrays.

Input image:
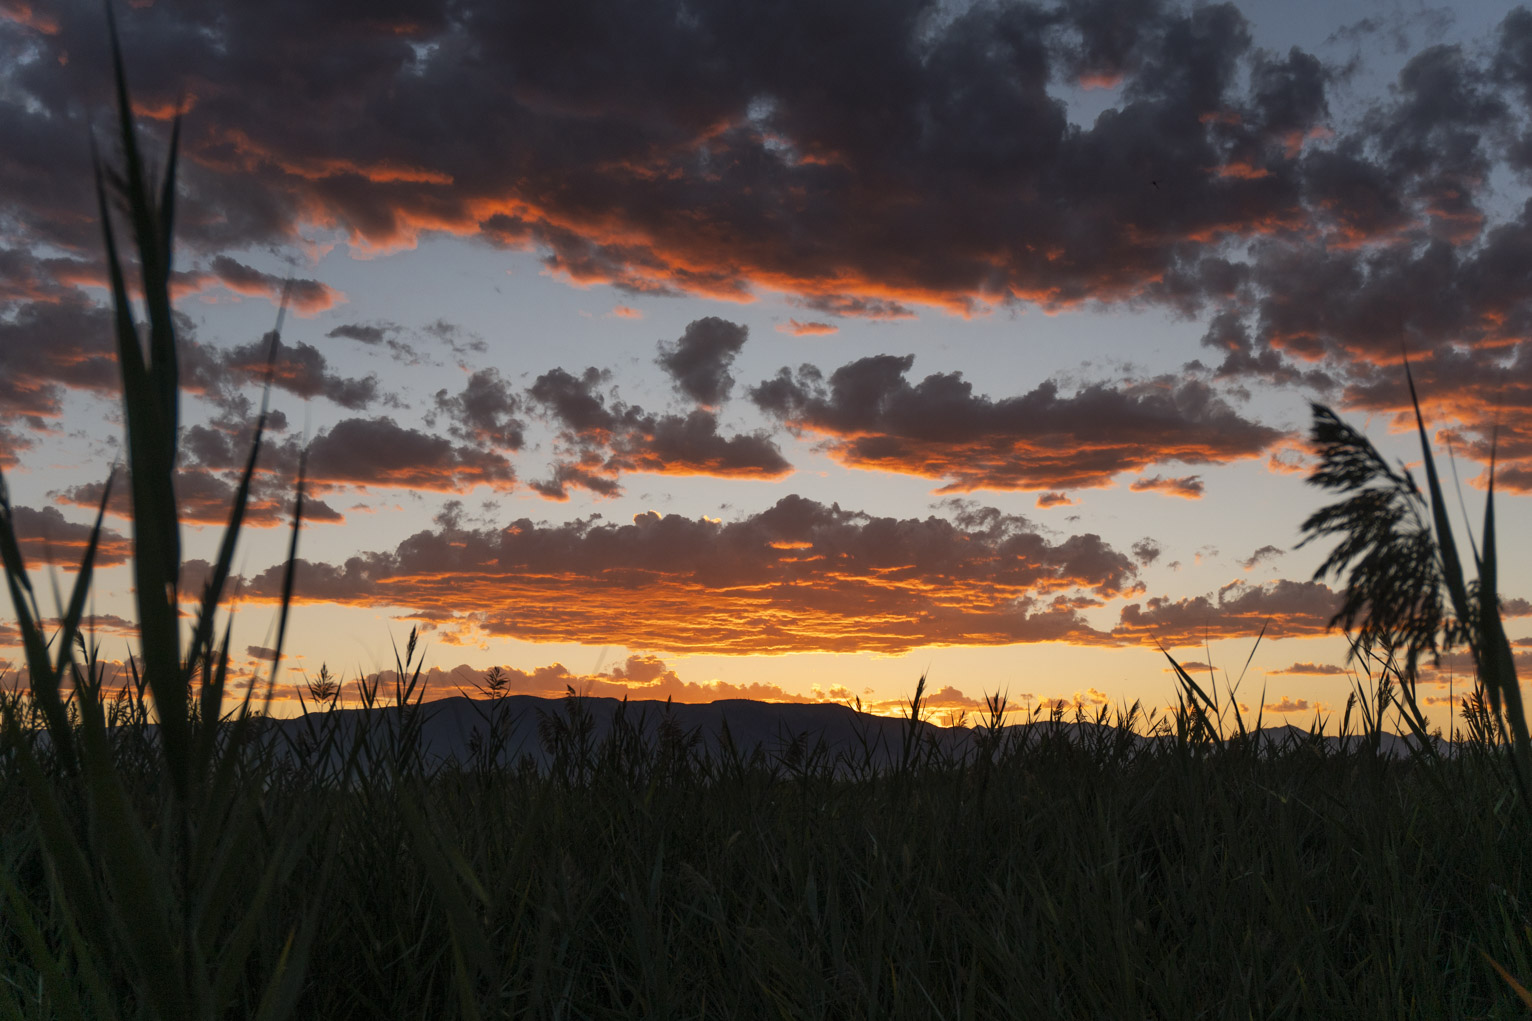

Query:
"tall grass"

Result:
[[3, 17, 1532, 1019], [0, 13, 319, 1018], [1290, 360, 1532, 1004]]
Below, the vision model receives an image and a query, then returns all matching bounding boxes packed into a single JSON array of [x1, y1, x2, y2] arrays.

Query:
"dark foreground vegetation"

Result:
[[4, 17, 1532, 1019], [5, 672, 1532, 1020]]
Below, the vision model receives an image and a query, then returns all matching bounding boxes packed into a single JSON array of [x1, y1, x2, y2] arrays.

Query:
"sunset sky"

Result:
[[3, 0, 1530, 730]]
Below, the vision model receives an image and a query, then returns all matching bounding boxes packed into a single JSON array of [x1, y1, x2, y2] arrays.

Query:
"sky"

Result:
[[1, 0, 1529, 732]]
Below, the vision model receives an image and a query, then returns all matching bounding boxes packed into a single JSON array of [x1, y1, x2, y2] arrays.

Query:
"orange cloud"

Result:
[[232, 495, 1142, 655], [777, 319, 839, 336], [1263, 696, 1322, 714], [0, 1, 58, 34], [1268, 662, 1347, 676]]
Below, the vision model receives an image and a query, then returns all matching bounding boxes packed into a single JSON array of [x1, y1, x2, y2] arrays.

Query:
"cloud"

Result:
[[54, 467, 344, 530], [1111, 578, 1341, 648], [4, 505, 132, 568], [4, 1, 1532, 494], [1129, 474, 1205, 498], [205, 255, 343, 314], [777, 319, 839, 336], [527, 365, 790, 498], [1263, 696, 1321, 714], [224, 334, 378, 410], [654, 316, 749, 406], [463, 653, 839, 703], [608, 305, 643, 319], [751, 355, 1281, 491], [1129, 539, 1162, 565], [327, 323, 390, 345], [234, 494, 1143, 654], [0, 293, 381, 451], [1240, 544, 1284, 569], [0, 0, 1399, 321], [1268, 661, 1347, 675], [1036, 491, 1076, 508], [305, 418, 517, 492], [432, 368, 525, 450]]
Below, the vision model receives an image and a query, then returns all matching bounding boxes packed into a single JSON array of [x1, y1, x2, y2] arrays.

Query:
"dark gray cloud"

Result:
[[327, 323, 390, 345], [225, 334, 379, 410], [0, 0, 1475, 321], [0, 292, 380, 445], [207, 255, 341, 313], [655, 317, 749, 407], [527, 365, 790, 499], [5, 504, 132, 567], [5, 0, 1532, 483], [432, 368, 525, 450], [750, 354, 1282, 491]]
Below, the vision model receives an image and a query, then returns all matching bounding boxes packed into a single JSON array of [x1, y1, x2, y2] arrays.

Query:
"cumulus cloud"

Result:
[[0, 295, 380, 450], [0, 0, 1526, 370], [7, 2, 1532, 485], [233, 494, 1143, 654], [655, 317, 749, 407], [1111, 578, 1341, 648], [751, 355, 1281, 492], [224, 334, 378, 410], [527, 365, 790, 498], [432, 368, 526, 450], [1268, 661, 1347, 675], [4, 504, 132, 568], [1263, 696, 1321, 714]]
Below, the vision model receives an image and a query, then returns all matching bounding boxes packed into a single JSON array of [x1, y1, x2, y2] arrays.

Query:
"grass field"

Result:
[[4, 23, 1532, 1019]]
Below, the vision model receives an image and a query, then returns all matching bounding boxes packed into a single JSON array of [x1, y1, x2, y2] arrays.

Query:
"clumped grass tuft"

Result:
[[4, 15, 1532, 1020]]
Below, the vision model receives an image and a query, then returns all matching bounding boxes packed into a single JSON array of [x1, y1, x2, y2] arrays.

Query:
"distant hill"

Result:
[[248, 694, 1482, 777]]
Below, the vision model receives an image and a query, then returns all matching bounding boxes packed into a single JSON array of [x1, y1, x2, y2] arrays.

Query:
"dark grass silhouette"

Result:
[[4, 14, 1532, 1019]]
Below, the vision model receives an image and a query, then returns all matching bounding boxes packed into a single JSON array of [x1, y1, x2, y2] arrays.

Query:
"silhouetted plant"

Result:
[[1296, 364, 1532, 1007], [1297, 364, 1530, 801], [0, 14, 320, 1018]]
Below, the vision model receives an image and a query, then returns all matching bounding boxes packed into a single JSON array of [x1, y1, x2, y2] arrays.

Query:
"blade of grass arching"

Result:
[[265, 450, 306, 692], [190, 400, 267, 723], [94, 138, 186, 784], [106, 6, 178, 425], [190, 307, 287, 729], [1160, 645, 1224, 752], [1227, 620, 1269, 742], [50, 471, 117, 688], [1476, 449, 1532, 804], [0, 477, 75, 757], [1482, 950, 1532, 1009], [1405, 361, 1474, 638]]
